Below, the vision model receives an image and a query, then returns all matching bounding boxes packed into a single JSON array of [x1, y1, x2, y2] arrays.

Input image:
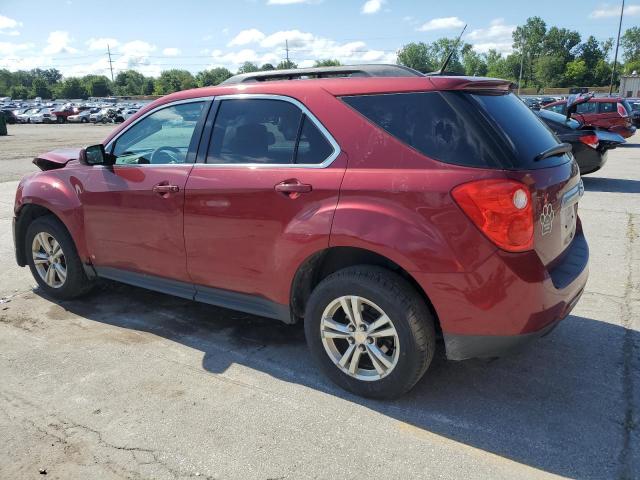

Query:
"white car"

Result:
[[67, 110, 92, 123], [16, 108, 42, 123], [30, 108, 58, 124], [89, 108, 112, 123]]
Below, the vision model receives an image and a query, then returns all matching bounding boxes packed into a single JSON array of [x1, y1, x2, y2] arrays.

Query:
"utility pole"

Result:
[[609, 0, 625, 95], [517, 38, 525, 96], [107, 43, 114, 82], [285, 39, 290, 67]]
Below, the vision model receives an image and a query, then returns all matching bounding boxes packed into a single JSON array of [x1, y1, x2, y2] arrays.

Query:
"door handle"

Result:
[[152, 183, 180, 194], [274, 180, 312, 196]]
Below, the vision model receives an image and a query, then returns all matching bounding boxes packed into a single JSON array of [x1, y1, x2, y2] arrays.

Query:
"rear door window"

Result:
[[576, 102, 597, 114], [598, 102, 616, 114], [343, 91, 566, 170], [207, 98, 335, 165]]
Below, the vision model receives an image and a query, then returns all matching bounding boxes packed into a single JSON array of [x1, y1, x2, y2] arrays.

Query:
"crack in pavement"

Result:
[[618, 213, 639, 480], [0, 390, 217, 480]]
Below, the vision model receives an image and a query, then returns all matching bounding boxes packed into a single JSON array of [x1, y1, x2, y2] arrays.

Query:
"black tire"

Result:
[[25, 216, 94, 300], [304, 266, 436, 399], [57, 116, 64, 124], [81, 118, 88, 123]]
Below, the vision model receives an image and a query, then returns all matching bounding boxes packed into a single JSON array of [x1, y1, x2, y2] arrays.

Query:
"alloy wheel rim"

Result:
[[32, 232, 67, 288], [320, 295, 400, 381]]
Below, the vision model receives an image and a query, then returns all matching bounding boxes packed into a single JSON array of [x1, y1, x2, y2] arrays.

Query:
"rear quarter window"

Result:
[[342, 91, 566, 170]]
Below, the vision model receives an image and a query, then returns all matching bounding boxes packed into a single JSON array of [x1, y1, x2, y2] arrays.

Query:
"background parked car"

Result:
[[67, 110, 93, 123], [543, 96, 636, 138], [16, 107, 42, 123], [536, 108, 625, 174], [626, 98, 640, 127], [1, 109, 18, 124], [30, 108, 58, 124], [52, 106, 80, 123]]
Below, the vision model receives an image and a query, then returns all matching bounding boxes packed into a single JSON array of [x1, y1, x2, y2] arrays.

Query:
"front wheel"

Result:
[[304, 266, 436, 399], [26, 216, 94, 300]]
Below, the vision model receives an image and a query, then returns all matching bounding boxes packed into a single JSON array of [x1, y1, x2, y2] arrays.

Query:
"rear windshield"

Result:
[[342, 91, 568, 170]]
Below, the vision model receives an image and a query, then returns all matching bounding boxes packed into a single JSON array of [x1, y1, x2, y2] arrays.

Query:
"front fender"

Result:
[[15, 169, 89, 263]]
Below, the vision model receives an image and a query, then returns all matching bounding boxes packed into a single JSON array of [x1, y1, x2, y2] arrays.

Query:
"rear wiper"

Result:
[[534, 142, 572, 162]]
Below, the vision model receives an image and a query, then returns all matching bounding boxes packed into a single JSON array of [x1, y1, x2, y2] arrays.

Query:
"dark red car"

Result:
[[543, 96, 636, 138], [13, 66, 589, 398]]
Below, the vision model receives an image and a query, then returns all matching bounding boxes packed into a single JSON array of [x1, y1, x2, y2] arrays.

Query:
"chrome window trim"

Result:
[[104, 96, 213, 166], [200, 93, 341, 169]]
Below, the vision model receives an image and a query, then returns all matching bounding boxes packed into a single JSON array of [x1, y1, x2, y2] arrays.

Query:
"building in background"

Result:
[[619, 73, 640, 97]]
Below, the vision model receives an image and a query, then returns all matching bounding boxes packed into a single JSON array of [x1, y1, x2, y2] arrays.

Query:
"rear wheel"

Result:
[[81, 117, 88, 123], [304, 266, 435, 399], [26, 216, 94, 300], [57, 116, 64, 124]]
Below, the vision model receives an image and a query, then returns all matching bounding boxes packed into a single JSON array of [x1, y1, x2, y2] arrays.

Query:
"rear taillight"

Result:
[[617, 103, 628, 117], [579, 134, 599, 149], [452, 179, 534, 252]]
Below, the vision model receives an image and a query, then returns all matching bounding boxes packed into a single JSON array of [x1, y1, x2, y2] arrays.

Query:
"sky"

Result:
[[0, 0, 637, 78]]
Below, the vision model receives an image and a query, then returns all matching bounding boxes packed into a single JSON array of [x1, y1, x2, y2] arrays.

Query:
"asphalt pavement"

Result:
[[0, 124, 638, 479]]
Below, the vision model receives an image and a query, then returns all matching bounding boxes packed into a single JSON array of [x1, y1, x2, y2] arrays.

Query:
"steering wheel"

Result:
[[150, 146, 182, 164]]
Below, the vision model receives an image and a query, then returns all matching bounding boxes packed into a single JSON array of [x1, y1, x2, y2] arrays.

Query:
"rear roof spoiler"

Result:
[[220, 64, 425, 85]]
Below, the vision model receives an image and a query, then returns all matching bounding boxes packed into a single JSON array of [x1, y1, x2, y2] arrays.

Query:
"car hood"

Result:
[[33, 148, 82, 171]]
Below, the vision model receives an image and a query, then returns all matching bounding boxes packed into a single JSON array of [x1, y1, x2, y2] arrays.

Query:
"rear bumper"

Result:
[[414, 229, 589, 360]]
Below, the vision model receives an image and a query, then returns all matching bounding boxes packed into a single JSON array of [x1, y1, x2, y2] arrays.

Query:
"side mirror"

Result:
[[79, 144, 108, 166]]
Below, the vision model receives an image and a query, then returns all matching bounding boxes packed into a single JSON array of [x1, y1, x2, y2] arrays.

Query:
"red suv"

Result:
[[543, 96, 636, 138], [13, 66, 589, 398]]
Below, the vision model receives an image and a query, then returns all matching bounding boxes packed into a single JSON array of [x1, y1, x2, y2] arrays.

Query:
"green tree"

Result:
[[153, 69, 195, 95], [535, 55, 566, 87], [260, 63, 276, 71], [31, 68, 62, 85], [564, 59, 587, 86], [624, 59, 640, 74], [9, 85, 29, 99], [195, 67, 233, 86], [621, 27, 640, 63], [82, 75, 112, 97], [461, 46, 487, 76], [543, 27, 581, 61], [55, 78, 88, 99], [397, 42, 435, 73], [0, 69, 13, 96], [513, 16, 547, 86], [142, 78, 155, 95], [114, 70, 146, 96], [237, 62, 259, 74], [277, 60, 297, 69], [314, 59, 342, 67], [31, 77, 52, 99]]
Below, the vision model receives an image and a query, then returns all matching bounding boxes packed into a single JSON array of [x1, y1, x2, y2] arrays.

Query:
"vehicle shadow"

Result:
[[582, 176, 640, 194], [41, 281, 634, 479]]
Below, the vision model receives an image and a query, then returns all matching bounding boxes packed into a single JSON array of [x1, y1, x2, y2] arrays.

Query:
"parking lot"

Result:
[[0, 123, 638, 479]]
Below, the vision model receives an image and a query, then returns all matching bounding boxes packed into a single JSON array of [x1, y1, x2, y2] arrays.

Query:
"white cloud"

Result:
[[86, 37, 119, 51], [228, 28, 266, 47], [590, 3, 640, 18], [267, 0, 321, 4], [260, 29, 314, 48], [362, 0, 384, 14], [162, 47, 181, 56], [417, 16, 465, 31], [42, 31, 77, 54], [466, 18, 515, 54], [209, 29, 396, 71], [0, 41, 32, 56], [0, 15, 22, 35]]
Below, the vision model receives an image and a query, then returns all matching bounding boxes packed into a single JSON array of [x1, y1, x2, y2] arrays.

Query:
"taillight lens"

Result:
[[617, 103, 628, 117], [452, 179, 534, 252], [579, 134, 599, 149]]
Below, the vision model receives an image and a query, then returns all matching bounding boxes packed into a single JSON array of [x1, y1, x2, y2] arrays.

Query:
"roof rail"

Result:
[[220, 64, 424, 85]]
